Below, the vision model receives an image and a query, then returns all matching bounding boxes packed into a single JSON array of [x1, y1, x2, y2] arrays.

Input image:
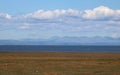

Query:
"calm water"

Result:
[[0, 45, 120, 52]]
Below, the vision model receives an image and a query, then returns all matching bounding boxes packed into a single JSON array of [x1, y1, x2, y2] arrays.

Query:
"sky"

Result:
[[0, 0, 120, 40]]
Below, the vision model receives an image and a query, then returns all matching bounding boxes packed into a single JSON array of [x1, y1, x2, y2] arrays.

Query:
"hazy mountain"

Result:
[[0, 37, 120, 45]]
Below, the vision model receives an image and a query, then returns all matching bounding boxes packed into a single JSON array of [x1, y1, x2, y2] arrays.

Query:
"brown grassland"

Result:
[[0, 52, 120, 75]]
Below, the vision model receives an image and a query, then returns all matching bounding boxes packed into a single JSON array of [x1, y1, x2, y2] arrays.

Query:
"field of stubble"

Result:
[[0, 52, 120, 75]]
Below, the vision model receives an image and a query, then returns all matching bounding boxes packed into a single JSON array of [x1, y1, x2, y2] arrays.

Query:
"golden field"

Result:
[[0, 52, 120, 75]]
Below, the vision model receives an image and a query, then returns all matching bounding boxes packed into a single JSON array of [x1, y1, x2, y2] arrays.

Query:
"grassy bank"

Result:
[[0, 52, 120, 75]]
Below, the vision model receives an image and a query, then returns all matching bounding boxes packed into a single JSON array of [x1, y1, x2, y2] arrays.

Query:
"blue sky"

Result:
[[0, 0, 120, 40], [0, 0, 120, 15]]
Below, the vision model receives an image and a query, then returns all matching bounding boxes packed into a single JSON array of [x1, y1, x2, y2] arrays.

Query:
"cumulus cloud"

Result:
[[0, 6, 120, 21], [19, 6, 120, 21], [1, 6, 119, 21], [82, 6, 120, 20], [23, 9, 81, 19]]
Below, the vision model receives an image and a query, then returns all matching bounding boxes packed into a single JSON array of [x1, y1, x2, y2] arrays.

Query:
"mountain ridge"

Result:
[[0, 37, 120, 45]]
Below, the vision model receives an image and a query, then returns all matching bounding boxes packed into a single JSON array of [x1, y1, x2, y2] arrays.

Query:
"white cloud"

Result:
[[0, 6, 120, 21], [23, 9, 81, 19], [1, 6, 118, 23], [82, 6, 120, 20], [21, 6, 120, 21], [0, 13, 11, 19], [25, 10, 54, 19]]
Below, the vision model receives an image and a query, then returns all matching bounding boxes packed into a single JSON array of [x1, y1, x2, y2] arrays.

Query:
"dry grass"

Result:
[[0, 52, 120, 75]]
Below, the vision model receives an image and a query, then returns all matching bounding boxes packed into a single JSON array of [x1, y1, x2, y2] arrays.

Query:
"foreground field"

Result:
[[0, 52, 120, 75]]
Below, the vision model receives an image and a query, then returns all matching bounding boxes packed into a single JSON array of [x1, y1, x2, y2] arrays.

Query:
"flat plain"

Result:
[[0, 52, 120, 75]]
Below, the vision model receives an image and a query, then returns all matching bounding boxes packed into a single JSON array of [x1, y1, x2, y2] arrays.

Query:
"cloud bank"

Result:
[[21, 6, 120, 20], [0, 6, 120, 39]]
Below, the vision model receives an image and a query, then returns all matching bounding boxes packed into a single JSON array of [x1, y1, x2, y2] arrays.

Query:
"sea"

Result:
[[0, 45, 120, 52]]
